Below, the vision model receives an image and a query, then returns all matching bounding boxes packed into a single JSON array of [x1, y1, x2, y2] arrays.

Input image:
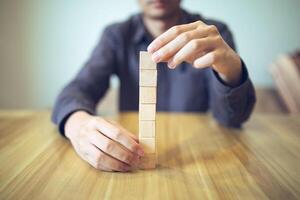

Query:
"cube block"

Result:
[[139, 51, 156, 69], [139, 153, 157, 169], [139, 138, 155, 153], [139, 51, 157, 170], [139, 120, 155, 137], [140, 86, 157, 104], [140, 69, 157, 87], [139, 104, 156, 121]]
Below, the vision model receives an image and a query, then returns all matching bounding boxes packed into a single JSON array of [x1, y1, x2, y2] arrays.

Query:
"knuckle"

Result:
[[173, 55, 182, 65], [171, 26, 181, 35], [155, 37, 164, 46], [104, 141, 114, 152], [195, 20, 204, 27], [215, 36, 223, 44], [110, 126, 122, 140], [95, 152, 105, 167], [208, 25, 218, 34], [196, 26, 205, 33], [189, 40, 199, 50], [160, 46, 172, 56], [123, 153, 133, 164], [113, 128, 122, 140], [178, 33, 190, 43], [195, 20, 201, 25]]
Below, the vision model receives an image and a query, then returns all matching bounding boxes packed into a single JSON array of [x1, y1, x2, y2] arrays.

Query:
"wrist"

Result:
[[65, 111, 91, 140], [218, 55, 242, 87]]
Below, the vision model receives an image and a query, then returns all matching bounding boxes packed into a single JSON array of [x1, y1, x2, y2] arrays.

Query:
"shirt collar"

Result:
[[132, 14, 149, 44], [133, 9, 197, 45]]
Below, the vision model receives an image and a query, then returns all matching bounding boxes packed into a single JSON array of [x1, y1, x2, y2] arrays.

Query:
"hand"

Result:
[[147, 20, 242, 86], [65, 111, 144, 172]]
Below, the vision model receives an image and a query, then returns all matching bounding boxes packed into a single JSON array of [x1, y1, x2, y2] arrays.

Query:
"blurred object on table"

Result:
[[269, 51, 300, 113]]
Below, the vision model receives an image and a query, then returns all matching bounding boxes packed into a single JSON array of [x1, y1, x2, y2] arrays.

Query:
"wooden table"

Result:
[[0, 111, 299, 199]]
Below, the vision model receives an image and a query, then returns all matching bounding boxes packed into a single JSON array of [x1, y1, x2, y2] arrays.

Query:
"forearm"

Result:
[[51, 25, 117, 136]]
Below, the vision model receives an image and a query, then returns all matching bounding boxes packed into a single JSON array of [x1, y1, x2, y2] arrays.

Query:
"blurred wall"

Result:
[[1, 0, 300, 109]]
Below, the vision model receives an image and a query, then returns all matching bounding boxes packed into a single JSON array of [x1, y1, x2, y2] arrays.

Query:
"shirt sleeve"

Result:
[[207, 61, 256, 127], [51, 26, 117, 135], [207, 24, 256, 127]]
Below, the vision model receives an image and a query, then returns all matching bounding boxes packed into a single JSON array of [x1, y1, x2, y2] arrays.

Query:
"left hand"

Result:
[[147, 20, 242, 86]]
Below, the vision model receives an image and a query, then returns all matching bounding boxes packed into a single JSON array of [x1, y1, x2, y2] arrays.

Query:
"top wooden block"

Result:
[[140, 51, 157, 70]]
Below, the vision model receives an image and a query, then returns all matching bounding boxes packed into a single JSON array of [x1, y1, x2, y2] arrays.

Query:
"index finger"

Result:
[[147, 21, 203, 54], [94, 118, 144, 156], [108, 120, 138, 142]]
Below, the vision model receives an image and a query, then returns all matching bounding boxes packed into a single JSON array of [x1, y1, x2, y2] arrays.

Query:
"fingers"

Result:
[[147, 20, 203, 54], [108, 120, 139, 142], [70, 116, 144, 172], [89, 130, 140, 167], [147, 20, 223, 70], [84, 144, 131, 172], [150, 28, 211, 63], [167, 37, 218, 68], [193, 51, 219, 69], [92, 118, 144, 156]]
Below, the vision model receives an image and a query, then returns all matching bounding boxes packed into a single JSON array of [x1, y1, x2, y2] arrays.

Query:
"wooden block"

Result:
[[139, 138, 155, 153], [140, 69, 157, 87], [139, 120, 155, 137], [139, 51, 156, 70], [140, 86, 157, 104], [139, 104, 156, 121], [139, 51, 157, 170], [139, 153, 157, 169]]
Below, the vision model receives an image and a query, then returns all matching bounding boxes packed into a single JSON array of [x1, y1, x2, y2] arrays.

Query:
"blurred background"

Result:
[[1, 0, 300, 114]]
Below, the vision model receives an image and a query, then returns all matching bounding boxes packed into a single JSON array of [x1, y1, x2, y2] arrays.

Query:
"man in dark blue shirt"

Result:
[[52, 0, 256, 172]]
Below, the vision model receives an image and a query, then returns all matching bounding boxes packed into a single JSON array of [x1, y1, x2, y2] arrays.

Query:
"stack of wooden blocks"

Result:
[[139, 51, 157, 169]]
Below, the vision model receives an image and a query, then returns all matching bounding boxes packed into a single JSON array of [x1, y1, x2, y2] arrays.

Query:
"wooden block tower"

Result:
[[139, 51, 157, 169]]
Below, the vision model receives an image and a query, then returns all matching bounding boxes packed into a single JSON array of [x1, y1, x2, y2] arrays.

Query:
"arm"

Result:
[[52, 26, 116, 135], [207, 60, 256, 127], [51, 27, 144, 172], [206, 26, 256, 127], [147, 20, 256, 127]]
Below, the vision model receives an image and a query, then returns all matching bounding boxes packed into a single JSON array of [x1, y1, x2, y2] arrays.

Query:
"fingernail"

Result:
[[152, 52, 160, 62], [168, 60, 176, 69], [147, 44, 155, 53]]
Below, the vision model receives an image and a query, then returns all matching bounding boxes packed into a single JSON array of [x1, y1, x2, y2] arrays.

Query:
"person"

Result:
[[52, 0, 256, 172]]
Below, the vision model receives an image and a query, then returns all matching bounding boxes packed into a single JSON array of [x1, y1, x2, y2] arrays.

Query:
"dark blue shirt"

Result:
[[52, 10, 256, 135]]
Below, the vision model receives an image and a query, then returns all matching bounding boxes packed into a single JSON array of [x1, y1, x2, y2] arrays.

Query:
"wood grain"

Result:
[[0, 111, 299, 199]]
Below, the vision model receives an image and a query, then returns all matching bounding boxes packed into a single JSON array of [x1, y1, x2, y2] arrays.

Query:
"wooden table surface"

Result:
[[0, 111, 299, 200]]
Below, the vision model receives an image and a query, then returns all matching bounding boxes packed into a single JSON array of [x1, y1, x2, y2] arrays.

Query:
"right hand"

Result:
[[65, 111, 144, 172]]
